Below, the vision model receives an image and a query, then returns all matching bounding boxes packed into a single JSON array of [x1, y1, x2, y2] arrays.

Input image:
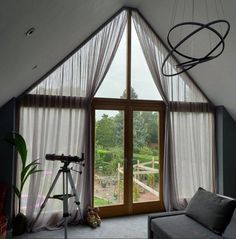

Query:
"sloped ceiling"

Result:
[[1, 0, 236, 119]]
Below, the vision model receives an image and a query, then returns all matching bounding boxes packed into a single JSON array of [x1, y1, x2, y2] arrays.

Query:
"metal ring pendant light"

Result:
[[161, 0, 230, 77]]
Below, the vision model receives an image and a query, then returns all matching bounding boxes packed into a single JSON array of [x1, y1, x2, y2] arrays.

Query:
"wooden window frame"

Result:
[[92, 99, 165, 217], [91, 10, 166, 217]]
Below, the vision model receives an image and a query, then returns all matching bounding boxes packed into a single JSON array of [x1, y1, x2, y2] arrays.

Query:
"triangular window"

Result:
[[18, 8, 214, 221], [95, 17, 163, 100], [95, 25, 127, 98], [131, 19, 162, 100]]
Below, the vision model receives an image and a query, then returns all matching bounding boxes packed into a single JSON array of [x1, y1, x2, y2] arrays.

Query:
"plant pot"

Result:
[[13, 213, 27, 236]]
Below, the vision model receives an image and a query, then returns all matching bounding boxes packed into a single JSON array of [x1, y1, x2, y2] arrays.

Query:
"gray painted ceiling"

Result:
[[1, 0, 236, 119]]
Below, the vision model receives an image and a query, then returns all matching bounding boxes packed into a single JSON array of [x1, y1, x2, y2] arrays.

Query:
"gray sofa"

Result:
[[148, 189, 236, 239]]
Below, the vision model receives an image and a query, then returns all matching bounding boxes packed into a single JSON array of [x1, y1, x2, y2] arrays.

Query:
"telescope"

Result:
[[45, 153, 84, 163], [31, 153, 85, 238]]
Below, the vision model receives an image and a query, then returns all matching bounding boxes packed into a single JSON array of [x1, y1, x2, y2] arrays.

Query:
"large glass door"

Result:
[[92, 9, 164, 218], [92, 103, 164, 217], [132, 111, 160, 203], [132, 109, 163, 214], [93, 108, 129, 217]]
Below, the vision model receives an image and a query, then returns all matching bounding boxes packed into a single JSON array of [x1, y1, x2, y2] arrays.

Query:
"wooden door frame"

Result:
[[91, 99, 165, 218]]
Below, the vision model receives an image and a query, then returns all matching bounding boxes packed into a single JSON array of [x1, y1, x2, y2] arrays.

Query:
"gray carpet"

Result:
[[14, 214, 148, 239]]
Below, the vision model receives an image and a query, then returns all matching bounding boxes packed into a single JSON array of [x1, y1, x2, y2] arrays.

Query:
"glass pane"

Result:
[[94, 110, 124, 206], [131, 20, 162, 100], [132, 111, 160, 203], [95, 26, 127, 99]]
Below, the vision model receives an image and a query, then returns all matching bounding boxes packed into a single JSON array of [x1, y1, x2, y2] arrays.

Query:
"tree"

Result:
[[114, 112, 124, 147], [133, 111, 148, 153], [118, 88, 160, 152], [141, 111, 159, 144], [120, 87, 138, 99], [96, 114, 116, 148]]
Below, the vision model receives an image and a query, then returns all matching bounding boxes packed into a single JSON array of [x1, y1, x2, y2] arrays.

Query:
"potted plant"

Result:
[[6, 132, 42, 235]]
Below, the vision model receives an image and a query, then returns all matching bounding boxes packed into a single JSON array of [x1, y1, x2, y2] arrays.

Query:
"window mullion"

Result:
[[126, 9, 132, 100]]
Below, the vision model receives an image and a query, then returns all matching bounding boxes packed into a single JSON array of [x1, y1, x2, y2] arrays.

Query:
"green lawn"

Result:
[[94, 196, 111, 206]]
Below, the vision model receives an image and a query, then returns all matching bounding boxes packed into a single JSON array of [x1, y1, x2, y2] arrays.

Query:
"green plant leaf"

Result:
[[6, 132, 27, 168], [21, 165, 37, 190], [13, 186, 20, 199], [21, 159, 40, 182], [21, 167, 43, 192], [5, 132, 44, 214], [14, 133, 28, 168]]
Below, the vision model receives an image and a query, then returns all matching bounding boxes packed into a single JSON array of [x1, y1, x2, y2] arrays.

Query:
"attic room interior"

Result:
[[0, 0, 236, 239]]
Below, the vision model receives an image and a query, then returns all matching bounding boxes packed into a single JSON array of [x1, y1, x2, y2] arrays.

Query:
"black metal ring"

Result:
[[161, 20, 230, 77], [168, 20, 230, 60]]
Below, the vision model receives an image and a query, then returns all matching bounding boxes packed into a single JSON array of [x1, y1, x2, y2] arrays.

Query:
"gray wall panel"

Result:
[[0, 98, 16, 224], [216, 106, 236, 198]]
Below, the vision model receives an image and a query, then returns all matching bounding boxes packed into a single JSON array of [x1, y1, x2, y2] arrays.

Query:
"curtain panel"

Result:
[[19, 10, 127, 231], [132, 11, 216, 211]]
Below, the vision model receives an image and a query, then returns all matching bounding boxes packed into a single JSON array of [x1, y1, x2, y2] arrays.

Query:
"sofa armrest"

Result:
[[148, 211, 186, 239]]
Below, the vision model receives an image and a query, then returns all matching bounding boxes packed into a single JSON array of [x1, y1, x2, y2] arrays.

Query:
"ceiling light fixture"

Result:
[[161, 0, 230, 77], [25, 27, 35, 37]]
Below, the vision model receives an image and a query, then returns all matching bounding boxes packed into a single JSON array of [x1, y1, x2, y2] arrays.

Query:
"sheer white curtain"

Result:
[[132, 11, 215, 210], [19, 10, 127, 231]]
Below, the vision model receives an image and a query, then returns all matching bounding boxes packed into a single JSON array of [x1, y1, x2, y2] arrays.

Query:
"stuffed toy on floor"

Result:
[[86, 206, 101, 228]]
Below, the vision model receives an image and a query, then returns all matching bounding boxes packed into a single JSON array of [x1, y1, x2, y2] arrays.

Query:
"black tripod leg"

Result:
[[30, 170, 62, 231], [63, 171, 69, 239], [68, 171, 83, 221]]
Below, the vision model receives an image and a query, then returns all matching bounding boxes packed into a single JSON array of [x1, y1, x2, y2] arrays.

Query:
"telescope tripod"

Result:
[[31, 162, 83, 239]]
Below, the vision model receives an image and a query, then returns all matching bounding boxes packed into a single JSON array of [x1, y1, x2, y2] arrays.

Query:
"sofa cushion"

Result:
[[223, 209, 236, 239], [186, 187, 236, 234], [151, 214, 222, 239]]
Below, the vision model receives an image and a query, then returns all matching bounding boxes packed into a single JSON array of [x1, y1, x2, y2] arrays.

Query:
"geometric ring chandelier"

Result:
[[161, 19, 230, 77]]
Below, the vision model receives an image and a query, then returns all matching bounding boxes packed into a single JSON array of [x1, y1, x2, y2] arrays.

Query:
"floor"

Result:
[[14, 214, 148, 239]]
